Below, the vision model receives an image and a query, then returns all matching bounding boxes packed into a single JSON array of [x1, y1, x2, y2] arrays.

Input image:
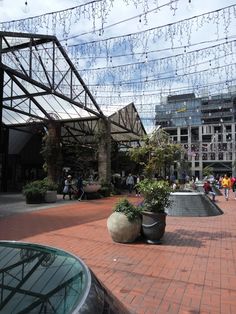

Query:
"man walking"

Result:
[[126, 173, 134, 195], [222, 174, 231, 201]]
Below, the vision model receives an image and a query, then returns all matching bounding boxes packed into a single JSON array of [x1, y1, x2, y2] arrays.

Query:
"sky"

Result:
[[0, 0, 236, 133]]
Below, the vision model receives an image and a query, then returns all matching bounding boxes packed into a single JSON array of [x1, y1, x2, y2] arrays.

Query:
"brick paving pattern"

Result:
[[0, 194, 236, 313]]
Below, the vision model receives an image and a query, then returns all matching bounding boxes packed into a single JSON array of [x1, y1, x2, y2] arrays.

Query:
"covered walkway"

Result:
[[0, 194, 236, 313]]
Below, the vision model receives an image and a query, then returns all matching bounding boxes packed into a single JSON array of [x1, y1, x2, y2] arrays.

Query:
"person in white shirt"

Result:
[[126, 173, 134, 194]]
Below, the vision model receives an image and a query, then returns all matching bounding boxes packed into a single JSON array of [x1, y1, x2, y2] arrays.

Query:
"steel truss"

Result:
[[0, 31, 146, 146]]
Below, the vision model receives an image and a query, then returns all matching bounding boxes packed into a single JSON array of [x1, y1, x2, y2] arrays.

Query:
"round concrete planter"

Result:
[[44, 190, 57, 203], [107, 212, 141, 243], [84, 184, 101, 193]]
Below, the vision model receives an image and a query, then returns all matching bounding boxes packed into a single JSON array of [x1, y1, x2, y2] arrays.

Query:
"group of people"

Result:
[[62, 174, 84, 201], [204, 174, 236, 201], [62, 171, 236, 202]]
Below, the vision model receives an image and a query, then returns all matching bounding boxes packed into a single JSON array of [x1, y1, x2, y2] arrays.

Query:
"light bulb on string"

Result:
[[22, 0, 30, 13], [187, 0, 194, 11]]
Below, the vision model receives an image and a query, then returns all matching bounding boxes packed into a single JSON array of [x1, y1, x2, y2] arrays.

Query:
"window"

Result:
[[202, 153, 207, 160], [219, 152, 223, 160], [181, 128, 188, 135], [210, 153, 215, 160]]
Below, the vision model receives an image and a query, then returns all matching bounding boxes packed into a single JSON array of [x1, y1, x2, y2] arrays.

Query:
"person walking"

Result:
[[62, 175, 73, 200], [77, 173, 84, 201], [222, 174, 231, 201], [126, 173, 134, 195], [231, 176, 236, 199]]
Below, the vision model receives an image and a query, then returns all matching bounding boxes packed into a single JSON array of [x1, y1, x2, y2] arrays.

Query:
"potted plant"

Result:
[[107, 198, 142, 243], [23, 178, 58, 204], [42, 177, 58, 203], [22, 180, 46, 204], [136, 178, 172, 244], [128, 128, 182, 244]]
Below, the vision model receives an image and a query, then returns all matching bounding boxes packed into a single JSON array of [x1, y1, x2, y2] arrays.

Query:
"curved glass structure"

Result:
[[0, 241, 129, 314]]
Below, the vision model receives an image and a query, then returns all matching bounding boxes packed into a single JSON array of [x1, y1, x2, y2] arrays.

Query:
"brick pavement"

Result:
[[0, 194, 236, 313]]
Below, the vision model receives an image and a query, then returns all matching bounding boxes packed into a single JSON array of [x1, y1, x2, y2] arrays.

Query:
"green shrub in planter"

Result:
[[41, 177, 58, 191], [113, 198, 142, 222], [23, 180, 46, 204], [23, 178, 58, 204]]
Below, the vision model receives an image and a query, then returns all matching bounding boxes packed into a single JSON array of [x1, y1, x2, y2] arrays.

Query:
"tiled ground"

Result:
[[0, 194, 236, 313]]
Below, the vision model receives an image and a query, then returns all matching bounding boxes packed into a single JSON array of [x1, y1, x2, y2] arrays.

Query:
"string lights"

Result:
[[22, 1, 30, 14], [1, 1, 236, 127], [0, 0, 179, 38], [66, 4, 236, 58]]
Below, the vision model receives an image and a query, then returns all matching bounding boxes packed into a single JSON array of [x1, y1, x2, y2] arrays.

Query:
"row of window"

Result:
[[189, 152, 232, 161]]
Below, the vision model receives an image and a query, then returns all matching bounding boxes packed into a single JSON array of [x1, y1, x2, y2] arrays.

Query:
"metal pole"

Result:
[[0, 35, 3, 146], [0, 35, 4, 191]]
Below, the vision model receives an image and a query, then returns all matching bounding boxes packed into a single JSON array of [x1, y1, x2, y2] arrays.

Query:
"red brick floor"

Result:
[[1, 194, 236, 314]]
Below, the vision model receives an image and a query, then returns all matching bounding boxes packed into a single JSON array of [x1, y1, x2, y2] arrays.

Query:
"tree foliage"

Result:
[[129, 128, 182, 178], [203, 165, 214, 177]]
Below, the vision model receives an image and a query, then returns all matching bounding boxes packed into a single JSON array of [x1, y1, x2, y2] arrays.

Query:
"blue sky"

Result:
[[0, 0, 235, 132]]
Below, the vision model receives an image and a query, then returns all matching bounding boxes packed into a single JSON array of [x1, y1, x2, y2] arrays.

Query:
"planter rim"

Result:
[[170, 192, 204, 196], [142, 210, 167, 216]]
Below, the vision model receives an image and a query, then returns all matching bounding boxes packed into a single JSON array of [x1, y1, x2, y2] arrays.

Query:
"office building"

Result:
[[155, 92, 236, 179]]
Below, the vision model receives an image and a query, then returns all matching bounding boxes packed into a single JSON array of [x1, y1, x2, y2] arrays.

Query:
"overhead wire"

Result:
[[69, 36, 236, 60], [78, 39, 236, 73], [61, 0, 179, 41], [66, 4, 236, 47]]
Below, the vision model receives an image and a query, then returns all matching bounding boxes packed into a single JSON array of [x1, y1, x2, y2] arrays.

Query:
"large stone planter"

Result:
[[141, 211, 167, 244], [107, 212, 141, 243], [25, 193, 44, 204], [84, 183, 101, 193], [44, 190, 57, 203]]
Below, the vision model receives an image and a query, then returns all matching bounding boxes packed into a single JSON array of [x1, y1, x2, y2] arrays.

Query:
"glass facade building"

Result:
[[155, 92, 236, 179]]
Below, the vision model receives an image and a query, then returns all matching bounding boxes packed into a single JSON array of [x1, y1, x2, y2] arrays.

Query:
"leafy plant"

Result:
[[22, 180, 47, 203], [42, 177, 58, 191], [23, 180, 46, 195], [136, 179, 172, 213], [203, 165, 213, 177], [129, 128, 182, 178], [23, 177, 58, 199], [113, 198, 142, 222]]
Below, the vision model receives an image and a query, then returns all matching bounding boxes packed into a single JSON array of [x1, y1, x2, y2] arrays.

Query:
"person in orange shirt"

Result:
[[222, 174, 231, 201]]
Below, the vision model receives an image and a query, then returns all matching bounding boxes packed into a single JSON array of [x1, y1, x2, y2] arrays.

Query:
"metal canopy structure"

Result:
[[60, 102, 146, 147], [0, 31, 146, 146]]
